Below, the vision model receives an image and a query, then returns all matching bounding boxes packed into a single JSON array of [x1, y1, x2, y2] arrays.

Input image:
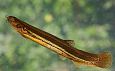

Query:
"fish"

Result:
[[7, 16, 112, 68]]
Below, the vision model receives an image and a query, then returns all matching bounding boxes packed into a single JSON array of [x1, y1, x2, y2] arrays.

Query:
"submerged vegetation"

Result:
[[0, 0, 114, 71]]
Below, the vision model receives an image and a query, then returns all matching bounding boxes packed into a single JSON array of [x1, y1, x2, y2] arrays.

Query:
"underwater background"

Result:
[[0, 0, 115, 71]]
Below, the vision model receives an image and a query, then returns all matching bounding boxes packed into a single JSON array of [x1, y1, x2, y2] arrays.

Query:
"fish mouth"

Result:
[[7, 16, 16, 23], [7, 16, 24, 33], [7, 16, 19, 28]]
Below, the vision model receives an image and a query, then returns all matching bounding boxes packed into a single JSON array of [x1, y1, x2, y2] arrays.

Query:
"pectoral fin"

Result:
[[20, 33, 27, 38]]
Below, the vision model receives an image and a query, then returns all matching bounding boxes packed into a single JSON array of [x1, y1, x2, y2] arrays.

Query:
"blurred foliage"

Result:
[[0, 0, 115, 71]]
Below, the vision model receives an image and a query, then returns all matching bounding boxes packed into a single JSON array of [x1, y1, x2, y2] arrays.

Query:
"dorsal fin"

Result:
[[63, 40, 75, 47]]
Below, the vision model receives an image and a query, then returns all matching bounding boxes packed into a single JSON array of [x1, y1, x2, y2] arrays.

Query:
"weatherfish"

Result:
[[7, 16, 111, 68]]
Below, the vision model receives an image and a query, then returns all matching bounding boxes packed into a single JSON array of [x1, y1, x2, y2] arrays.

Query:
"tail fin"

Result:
[[93, 52, 112, 68], [73, 52, 112, 68]]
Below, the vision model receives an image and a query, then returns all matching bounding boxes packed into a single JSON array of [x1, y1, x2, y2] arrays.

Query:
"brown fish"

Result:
[[7, 16, 112, 68]]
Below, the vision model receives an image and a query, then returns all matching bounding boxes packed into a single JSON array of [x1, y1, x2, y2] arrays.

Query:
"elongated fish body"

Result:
[[7, 16, 111, 68]]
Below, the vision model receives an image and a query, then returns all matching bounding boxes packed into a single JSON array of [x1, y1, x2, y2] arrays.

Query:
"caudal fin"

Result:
[[73, 52, 112, 68], [93, 52, 112, 68]]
